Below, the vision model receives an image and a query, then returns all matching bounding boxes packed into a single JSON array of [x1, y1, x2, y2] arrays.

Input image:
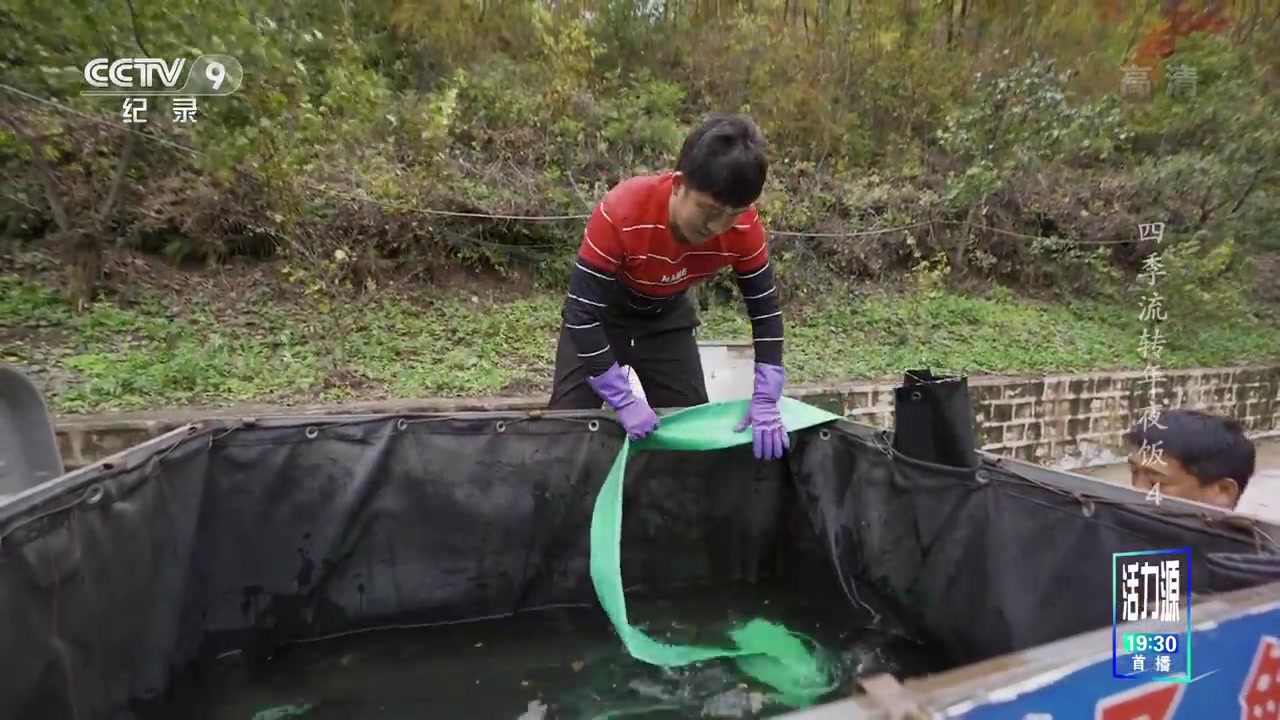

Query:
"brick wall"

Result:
[[815, 365, 1280, 467]]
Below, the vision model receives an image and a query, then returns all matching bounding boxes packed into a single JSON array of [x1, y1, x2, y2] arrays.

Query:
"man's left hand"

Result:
[[735, 363, 789, 461]]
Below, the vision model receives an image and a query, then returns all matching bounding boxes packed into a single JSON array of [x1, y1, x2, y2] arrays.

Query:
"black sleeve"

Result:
[[560, 201, 624, 378], [561, 259, 618, 378], [735, 259, 784, 367]]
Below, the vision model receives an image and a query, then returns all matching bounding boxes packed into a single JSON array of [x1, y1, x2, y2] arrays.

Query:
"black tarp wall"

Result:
[[0, 412, 1277, 720]]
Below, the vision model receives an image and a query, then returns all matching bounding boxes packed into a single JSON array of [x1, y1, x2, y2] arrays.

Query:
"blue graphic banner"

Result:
[[954, 601, 1280, 720], [1112, 547, 1192, 682]]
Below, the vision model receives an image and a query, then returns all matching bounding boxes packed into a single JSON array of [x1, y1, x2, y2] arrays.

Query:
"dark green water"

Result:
[[149, 584, 947, 720]]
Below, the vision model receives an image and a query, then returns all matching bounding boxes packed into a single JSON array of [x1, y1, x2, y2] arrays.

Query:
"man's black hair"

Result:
[[1123, 409, 1256, 492], [674, 113, 768, 209]]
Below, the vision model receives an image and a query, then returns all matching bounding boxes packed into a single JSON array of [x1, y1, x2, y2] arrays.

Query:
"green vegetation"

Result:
[[4, 272, 1275, 414], [1, 1, 1278, 413]]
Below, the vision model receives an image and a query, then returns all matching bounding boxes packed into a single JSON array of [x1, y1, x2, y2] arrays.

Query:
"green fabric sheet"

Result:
[[588, 397, 845, 707]]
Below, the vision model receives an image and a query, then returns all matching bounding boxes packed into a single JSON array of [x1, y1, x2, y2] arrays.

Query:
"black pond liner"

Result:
[[0, 405, 1276, 719]]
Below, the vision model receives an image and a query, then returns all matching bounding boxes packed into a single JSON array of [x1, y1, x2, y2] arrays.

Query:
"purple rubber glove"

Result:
[[736, 362, 788, 460], [588, 363, 660, 440]]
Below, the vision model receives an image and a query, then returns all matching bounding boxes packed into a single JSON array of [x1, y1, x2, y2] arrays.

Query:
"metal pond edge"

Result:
[[0, 423, 205, 520], [780, 579, 1280, 720], [986, 451, 1280, 538]]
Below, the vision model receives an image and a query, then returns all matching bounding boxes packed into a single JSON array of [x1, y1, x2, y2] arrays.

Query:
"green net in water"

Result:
[[589, 397, 845, 709]]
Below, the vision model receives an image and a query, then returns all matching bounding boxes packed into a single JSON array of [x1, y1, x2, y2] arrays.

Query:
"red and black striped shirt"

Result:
[[562, 172, 784, 376]]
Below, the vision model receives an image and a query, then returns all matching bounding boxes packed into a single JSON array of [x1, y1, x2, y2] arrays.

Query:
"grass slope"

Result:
[[2, 272, 1277, 415]]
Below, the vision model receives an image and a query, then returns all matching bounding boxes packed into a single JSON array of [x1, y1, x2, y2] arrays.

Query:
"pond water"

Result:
[[142, 583, 949, 720]]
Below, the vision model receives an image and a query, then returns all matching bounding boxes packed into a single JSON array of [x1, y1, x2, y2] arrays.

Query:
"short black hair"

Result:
[[1123, 409, 1256, 492], [674, 114, 768, 209]]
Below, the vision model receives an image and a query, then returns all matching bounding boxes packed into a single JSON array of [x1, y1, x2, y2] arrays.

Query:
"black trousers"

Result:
[[548, 312, 709, 411]]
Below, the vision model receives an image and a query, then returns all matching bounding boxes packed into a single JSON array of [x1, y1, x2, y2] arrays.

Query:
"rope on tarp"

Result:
[[251, 704, 313, 720], [588, 397, 845, 708]]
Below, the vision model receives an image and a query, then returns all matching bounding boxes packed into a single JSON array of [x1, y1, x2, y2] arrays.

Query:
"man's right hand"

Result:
[[587, 363, 659, 440]]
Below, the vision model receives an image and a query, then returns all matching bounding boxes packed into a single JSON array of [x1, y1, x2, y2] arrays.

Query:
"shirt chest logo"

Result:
[[659, 267, 688, 284]]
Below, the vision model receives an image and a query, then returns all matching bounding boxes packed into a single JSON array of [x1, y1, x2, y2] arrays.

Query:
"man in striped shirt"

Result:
[[550, 114, 788, 460]]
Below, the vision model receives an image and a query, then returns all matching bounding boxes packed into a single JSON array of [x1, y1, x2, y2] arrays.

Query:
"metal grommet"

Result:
[[910, 391, 922, 401], [1081, 498, 1096, 518], [84, 484, 105, 505], [818, 428, 831, 440], [975, 470, 990, 485], [495, 421, 506, 433], [588, 420, 600, 432], [304, 426, 319, 439], [396, 419, 408, 431]]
